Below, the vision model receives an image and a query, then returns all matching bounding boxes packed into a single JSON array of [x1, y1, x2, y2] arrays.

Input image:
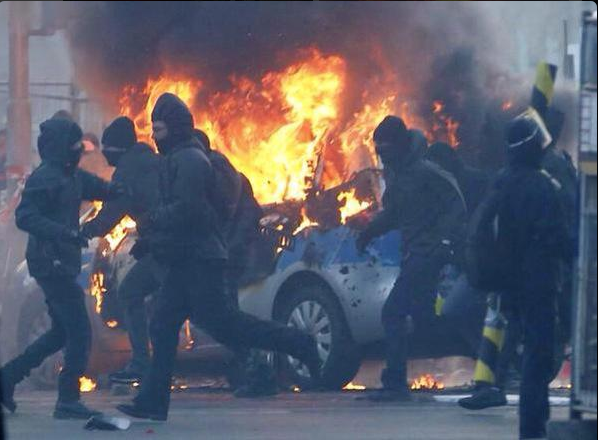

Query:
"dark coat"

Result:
[[148, 138, 227, 262], [83, 143, 161, 238], [363, 142, 467, 256], [16, 119, 112, 278], [494, 164, 573, 296]]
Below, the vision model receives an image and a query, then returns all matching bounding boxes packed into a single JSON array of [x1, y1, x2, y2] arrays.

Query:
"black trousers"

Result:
[[117, 254, 163, 373], [514, 291, 556, 439], [135, 258, 311, 414], [225, 264, 275, 389], [2, 276, 91, 403], [380, 249, 448, 389]]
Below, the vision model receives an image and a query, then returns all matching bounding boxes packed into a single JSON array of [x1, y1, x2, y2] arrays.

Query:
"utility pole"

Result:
[[6, 1, 32, 191]]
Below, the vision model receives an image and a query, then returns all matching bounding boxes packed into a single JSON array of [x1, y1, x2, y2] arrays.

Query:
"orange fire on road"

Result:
[[410, 374, 445, 391], [79, 376, 97, 393]]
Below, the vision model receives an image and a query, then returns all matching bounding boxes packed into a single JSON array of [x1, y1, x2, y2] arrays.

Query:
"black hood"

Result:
[[506, 117, 545, 169], [151, 93, 194, 155], [37, 118, 83, 167], [101, 116, 137, 166]]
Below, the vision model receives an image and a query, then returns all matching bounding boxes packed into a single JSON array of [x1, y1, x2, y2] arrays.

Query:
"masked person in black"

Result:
[[194, 129, 277, 398], [0, 118, 124, 419], [357, 116, 467, 402], [458, 112, 578, 412], [116, 93, 321, 421], [81, 116, 164, 384], [489, 117, 572, 439]]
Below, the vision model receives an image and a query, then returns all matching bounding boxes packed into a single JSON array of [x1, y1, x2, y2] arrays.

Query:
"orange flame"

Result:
[[183, 319, 194, 350], [343, 382, 367, 391], [104, 215, 136, 252], [432, 100, 444, 113], [430, 100, 460, 148], [79, 376, 97, 393], [293, 207, 320, 235], [106, 320, 118, 328], [90, 272, 106, 314], [410, 374, 445, 390], [337, 189, 372, 224], [119, 48, 463, 207]]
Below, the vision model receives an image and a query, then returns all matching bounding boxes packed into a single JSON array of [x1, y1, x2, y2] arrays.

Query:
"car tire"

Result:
[[275, 282, 361, 390], [17, 292, 62, 390]]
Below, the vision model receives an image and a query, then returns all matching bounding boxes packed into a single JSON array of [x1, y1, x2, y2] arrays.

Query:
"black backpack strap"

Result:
[[423, 159, 468, 214]]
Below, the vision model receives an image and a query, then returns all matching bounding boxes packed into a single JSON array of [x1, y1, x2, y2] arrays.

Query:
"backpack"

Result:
[[464, 183, 514, 292]]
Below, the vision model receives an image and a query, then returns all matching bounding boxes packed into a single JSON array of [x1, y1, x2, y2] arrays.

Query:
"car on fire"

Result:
[[2, 168, 496, 391]]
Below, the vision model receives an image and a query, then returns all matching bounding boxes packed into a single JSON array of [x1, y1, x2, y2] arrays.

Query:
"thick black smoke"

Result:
[[64, 1, 525, 168]]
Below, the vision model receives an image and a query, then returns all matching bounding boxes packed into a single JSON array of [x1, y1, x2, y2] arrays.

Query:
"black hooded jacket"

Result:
[[363, 130, 467, 256], [82, 142, 161, 238], [148, 94, 226, 262], [16, 119, 112, 278], [492, 136, 574, 295]]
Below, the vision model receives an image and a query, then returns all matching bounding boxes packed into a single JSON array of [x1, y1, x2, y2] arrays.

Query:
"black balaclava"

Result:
[[373, 115, 411, 171], [101, 116, 137, 166], [426, 142, 463, 176], [150, 93, 194, 155], [506, 116, 545, 169], [38, 118, 83, 173]]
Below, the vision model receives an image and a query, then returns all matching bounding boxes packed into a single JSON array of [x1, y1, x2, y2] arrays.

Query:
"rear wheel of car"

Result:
[[17, 293, 62, 389], [275, 282, 361, 390]]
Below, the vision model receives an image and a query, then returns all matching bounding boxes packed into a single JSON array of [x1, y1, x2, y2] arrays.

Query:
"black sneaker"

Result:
[[458, 386, 507, 410], [116, 403, 167, 421], [109, 369, 143, 385], [53, 400, 103, 420], [363, 388, 412, 402]]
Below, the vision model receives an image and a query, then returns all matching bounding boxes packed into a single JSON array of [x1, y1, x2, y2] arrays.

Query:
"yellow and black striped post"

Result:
[[472, 293, 507, 386], [530, 62, 557, 118]]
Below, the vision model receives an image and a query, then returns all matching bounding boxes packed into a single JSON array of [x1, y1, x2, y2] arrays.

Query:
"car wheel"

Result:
[[17, 293, 62, 389], [275, 282, 361, 390]]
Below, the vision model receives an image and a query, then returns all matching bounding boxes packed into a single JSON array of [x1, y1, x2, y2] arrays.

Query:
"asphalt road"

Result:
[[3, 388, 569, 440]]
